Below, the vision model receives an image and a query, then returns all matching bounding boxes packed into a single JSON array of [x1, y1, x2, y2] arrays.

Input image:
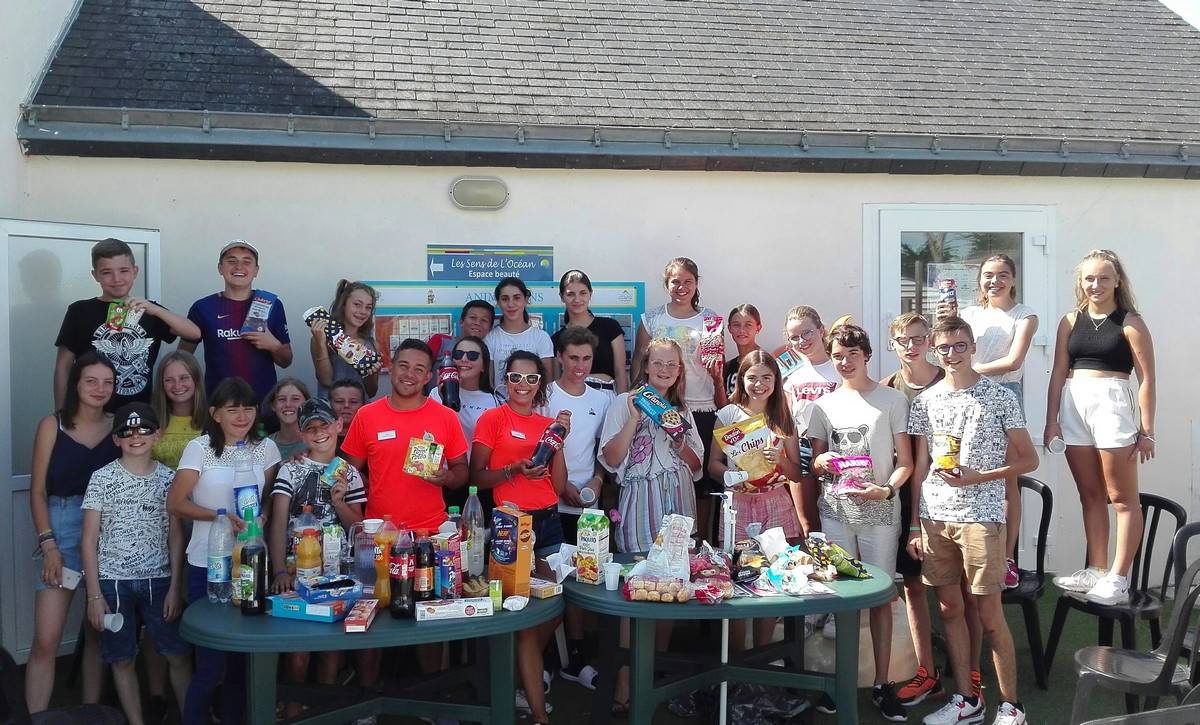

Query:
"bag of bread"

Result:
[[713, 414, 783, 491], [644, 514, 693, 582]]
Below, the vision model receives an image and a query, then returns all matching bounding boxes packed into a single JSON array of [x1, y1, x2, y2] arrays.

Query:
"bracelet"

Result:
[[86, 594, 104, 603], [909, 526, 922, 531], [883, 483, 896, 500], [1140, 433, 1156, 442], [503, 465, 513, 481], [274, 570, 289, 578], [38, 528, 54, 538], [38, 531, 56, 545]]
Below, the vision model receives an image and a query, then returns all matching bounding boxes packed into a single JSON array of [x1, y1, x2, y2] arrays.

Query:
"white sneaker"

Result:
[[822, 615, 837, 639], [923, 694, 984, 725], [991, 701, 1027, 725], [1053, 566, 1106, 592], [515, 689, 553, 715], [1085, 572, 1130, 605]]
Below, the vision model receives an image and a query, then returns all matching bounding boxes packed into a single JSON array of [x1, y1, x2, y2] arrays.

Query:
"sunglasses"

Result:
[[934, 342, 970, 356], [453, 349, 482, 361], [116, 426, 155, 438], [506, 372, 542, 385]]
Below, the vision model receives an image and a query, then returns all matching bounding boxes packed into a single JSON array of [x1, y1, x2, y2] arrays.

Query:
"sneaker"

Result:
[[923, 695, 984, 725], [1053, 566, 1106, 592], [560, 662, 598, 689], [515, 689, 553, 715], [1004, 559, 1019, 589], [146, 695, 169, 725], [873, 684, 907, 722], [543, 668, 553, 694], [898, 666, 945, 706], [822, 616, 837, 640], [971, 670, 983, 701], [667, 691, 699, 718], [815, 692, 837, 714], [992, 701, 1027, 725], [1086, 572, 1131, 605]]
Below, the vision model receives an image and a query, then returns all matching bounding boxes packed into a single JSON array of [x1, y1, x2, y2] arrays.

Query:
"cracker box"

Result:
[[240, 290, 278, 334], [633, 386, 692, 442], [529, 577, 563, 599], [414, 597, 494, 622], [488, 506, 532, 598], [344, 599, 378, 632], [268, 594, 352, 623], [296, 574, 362, 604], [575, 508, 611, 585]]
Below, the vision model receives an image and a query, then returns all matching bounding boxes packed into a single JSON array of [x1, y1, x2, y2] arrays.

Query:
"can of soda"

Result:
[[937, 279, 958, 319]]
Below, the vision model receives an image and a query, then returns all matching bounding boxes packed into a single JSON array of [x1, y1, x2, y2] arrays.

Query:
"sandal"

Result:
[[611, 700, 630, 720]]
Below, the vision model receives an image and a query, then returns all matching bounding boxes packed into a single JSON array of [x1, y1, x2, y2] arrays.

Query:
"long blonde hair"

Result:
[[152, 350, 207, 431], [1074, 249, 1138, 314], [635, 337, 688, 408]]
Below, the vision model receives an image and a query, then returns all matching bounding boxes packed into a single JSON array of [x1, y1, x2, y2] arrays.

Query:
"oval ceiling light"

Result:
[[449, 176, 509, 210]]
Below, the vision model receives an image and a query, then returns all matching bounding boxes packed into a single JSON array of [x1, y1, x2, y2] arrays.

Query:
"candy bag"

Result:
[[828, 455, 875, 498]]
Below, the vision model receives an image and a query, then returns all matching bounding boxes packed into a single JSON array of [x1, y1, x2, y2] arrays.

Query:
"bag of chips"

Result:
[[713, 414, 783, 491], [828, 455, 875, 498], [805, 534, 870, 579]]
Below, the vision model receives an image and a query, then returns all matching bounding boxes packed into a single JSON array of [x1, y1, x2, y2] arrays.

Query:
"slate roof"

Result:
[[18, 0, 1200, 175]]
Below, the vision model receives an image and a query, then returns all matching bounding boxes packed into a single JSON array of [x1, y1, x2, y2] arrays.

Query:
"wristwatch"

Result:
[[883, 483, 896, 500]]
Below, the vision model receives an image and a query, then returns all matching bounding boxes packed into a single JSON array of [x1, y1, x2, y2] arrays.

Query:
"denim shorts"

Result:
[[998, 381, 1024, 414], [98, 577, 191, 663], [530, 509, 565, 557], [35, 495, 85, 592]]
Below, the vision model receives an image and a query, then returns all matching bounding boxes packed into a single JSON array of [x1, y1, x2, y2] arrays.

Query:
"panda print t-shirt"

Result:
[[806, 383, 910, 526]]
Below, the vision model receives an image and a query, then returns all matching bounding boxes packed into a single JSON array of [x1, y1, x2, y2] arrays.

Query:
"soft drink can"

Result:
[[489, 579, 503, 609], [938, 279, 958, 318]]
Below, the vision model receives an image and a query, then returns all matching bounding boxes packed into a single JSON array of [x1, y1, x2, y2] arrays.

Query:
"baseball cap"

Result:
[[219, 239, 259, 262], [113, 402, 160, 434], [298, 398, 337, 429]]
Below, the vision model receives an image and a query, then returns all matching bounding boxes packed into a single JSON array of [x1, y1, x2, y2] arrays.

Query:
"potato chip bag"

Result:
[[713, 414, 782, 490], [931, 433, 961, 473]]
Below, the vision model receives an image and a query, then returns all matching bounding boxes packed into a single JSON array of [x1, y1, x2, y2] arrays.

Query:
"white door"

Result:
[[1, 218, 160, 662]]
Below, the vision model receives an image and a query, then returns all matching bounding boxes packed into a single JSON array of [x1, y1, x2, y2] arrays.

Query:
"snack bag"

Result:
[[690, 542, 734, 599], [931, 433, 961, 473], [699, 316, 725, 367], [241, 291, 277, 334], [644, 514, 693, 582], [632, 386, 692, 442], [622, 575, 692, 603], [828, 455, 875, 498], [805, 534, 870, 579], [766, 545, 817, 595], [713, 414, 783, 490], [404, 437, 444, 479], [304, 306, 383, 377]]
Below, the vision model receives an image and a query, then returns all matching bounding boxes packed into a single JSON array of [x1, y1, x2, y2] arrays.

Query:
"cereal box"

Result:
[[488, 506, 532, 598]]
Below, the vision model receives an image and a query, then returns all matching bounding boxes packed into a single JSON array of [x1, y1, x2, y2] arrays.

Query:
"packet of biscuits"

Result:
[[403, 437, 444, 479], [632, 386, 692, 442], [304, 306, 383, 377], [714, 414, 783, 491], [699, 316, 725, 367]]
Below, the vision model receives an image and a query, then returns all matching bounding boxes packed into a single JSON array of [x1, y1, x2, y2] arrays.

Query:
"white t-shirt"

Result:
[[782, 358, 840, 433], [640, 305, 720, 412], [544, 382, 612, 515], [177, 436, 282, 568], [484, 324, 554, 398], [82, 460, 176, 579], [961, 303, 1036, 384], [430, 387, 500, 459]]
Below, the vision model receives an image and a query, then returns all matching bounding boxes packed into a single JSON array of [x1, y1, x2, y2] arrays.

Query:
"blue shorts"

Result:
[[35, 495, 85, 592], [98, 577, 191, 664], [530, 509, 565, 557], [998, 381, 1024, 414]]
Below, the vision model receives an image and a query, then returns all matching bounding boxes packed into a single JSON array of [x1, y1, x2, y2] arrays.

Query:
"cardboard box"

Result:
[[414, 597, 494, 622], [488, 506, 532, 598], [296, 575, 363, 604], [528, 577, 562, 599], [241, 290, 278, 333], [575, 508, 611, 585], [344, 599, 378, 632], [269, 594, 352, 623], [432, 531, 462, 598]]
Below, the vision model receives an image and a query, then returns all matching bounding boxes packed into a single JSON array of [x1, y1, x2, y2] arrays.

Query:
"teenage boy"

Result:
[[427, 300, 497, 360], [269, 397, 365, 717], [907, 317, 1038, 725], [181, 240, 292, 400], [55, 238, 200, 409], [544, 325, 611, 687], [806, 324, 912, 722], [81, 403, 192, 725]]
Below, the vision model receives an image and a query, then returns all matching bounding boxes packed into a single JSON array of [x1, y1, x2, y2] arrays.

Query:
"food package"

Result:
[[805, 535, 870, 579], [690, 542, 734, 599], [344, 598, 378, 632], [414, 597, 493, 622], [462, 575, 489, 598], [692, 583, 723, 605], [574, 509, 610, 585], [241, 291, 278, 334], [931, 433, 961, 473], [699, 316, 725, 367], [765, 545, 817, 595], [105, 300, 142, 331], [489, 506, 532, 598], [269, 594, 352, 623], [753, 526, 790, 562], [529, 577, 563, 599], [644, 514, 693, 582], [303, 306, 383, 377], [714, 414, 783, 490], [632, 386, 692, 442], [297, 574, 363, 604], [404, 437, 444, 479], [320, 458, 349, 488], [828, 455, 875, 498], [622, 575, 692, 603]]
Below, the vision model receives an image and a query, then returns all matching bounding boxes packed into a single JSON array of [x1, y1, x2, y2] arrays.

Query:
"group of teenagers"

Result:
[[27, 238, 1155, 725]]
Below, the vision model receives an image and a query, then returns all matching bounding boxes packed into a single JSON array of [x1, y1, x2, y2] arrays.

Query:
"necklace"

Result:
[[1089, 314, 1108, 331]]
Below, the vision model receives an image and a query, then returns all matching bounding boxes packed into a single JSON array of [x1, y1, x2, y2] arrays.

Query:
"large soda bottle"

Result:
[[239, 517, 267, 615], [437, 352, 461, 411], [462, 487, 487, 577], [374, 515, 399, 607], [389, 529, 415, 618], [414, 530, 436, 602], [530, 421, 567, 468], [206, 508, 234, 603]]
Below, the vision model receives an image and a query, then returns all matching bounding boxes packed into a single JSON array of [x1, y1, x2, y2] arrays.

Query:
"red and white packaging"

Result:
[[344, 599, 378, 632]]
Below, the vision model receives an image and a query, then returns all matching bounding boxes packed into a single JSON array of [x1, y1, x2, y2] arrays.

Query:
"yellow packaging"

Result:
[[931, 433, 961, 472], [488, 506, 532, 598], [528, 577, 563, 599], [404, 438, 444, 478]]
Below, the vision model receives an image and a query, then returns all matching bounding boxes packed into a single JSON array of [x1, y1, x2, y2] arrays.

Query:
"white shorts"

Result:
[[1059, 377, 1139, 449], [820, 518, 899, 579]]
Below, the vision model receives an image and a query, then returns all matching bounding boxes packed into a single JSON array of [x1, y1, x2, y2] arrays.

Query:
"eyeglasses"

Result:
[[506, 372, 542, 385], [787, 329, 819, 344], [453, 349, 482, 361], [116, 426, 155, 438], [892, 335, 928, 348], [647, 360, 681, 372], [933, 342, 970, 356]]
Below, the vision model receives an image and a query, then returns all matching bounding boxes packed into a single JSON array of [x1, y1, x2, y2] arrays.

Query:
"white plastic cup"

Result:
[[361, 518, 383, 534], [1047, 437, 1067, 455], [724, 470, 749, 487], [579, 487, 597, 506], [103, 613, 124, 632], [603, 562, 622, 591]]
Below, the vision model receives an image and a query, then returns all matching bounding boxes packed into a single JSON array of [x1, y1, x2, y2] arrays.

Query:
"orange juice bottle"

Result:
[[295, 529, 323, 580], [374, 515, 400, 606]]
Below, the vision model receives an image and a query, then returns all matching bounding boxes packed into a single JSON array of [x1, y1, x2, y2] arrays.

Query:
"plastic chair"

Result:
[[1172, 522, 1200, 666], [1081, 699, 1200, 725], [1045, 492, 1187, 678], [1001, 475, 1053, 689], [1068, 558, 1200, 724], [0, 646, 125, 725]]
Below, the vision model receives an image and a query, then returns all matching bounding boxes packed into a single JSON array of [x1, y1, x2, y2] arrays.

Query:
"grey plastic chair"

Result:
[[1081, 700, 1200, 725], [1070, 558, 1200, 725]]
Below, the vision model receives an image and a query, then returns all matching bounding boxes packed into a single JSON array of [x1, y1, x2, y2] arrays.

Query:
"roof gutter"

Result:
[[17, 105, 1199, 179]]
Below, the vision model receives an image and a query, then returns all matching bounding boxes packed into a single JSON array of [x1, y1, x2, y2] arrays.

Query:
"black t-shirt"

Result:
[[552, 315, 625, 379], [55, 297, 176, 407]]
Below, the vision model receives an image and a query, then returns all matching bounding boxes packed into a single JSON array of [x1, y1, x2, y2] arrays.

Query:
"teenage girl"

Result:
[[27, 352, 118, 713], [168, 377, 282, 725], [310, 279, 380, 399], [961, 254, 1039, 589], [151, 350, 208, 470], [266, 377, 311, 460], [431, 334, 501, 512], [554, 269, 628, 393], [484, 277, 554, 399], [722, 304, 764, 398], [1047, 249, 1155, 606]]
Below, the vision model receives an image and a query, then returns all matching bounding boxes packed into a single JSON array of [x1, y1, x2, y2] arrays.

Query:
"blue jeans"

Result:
[[184, 565, 245, 725]]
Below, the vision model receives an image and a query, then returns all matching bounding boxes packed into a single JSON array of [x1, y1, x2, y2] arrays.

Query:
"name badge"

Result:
[[378, 430, 397, 441], [511, 430, 526, 440]]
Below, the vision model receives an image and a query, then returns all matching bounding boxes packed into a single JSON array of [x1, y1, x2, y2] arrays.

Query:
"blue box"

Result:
[[296, 575, 363, 604], [269, 594, 352, 623]]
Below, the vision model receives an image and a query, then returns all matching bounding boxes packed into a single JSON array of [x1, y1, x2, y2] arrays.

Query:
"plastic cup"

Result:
[[603, 562, 622, 591], [103, 613, 123, 632], [361, 518, 383, 534], [723, 470, 749, 487], [579, 487, 597, 506], [1047, 437, 1067, 455]]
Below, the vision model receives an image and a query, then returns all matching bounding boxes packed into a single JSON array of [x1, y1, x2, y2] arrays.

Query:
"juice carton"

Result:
[[575, 508, 611, 585], [431, 531, 462, 598], [404, 438, 444, 479], [488, 506, 532, 598], [321, 522, 343, 576]]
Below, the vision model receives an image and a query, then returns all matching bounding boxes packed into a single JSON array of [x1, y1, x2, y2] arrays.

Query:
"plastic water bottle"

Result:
[[231, 442, 261, 518], [462, 486, 487, 577], [206, 508, 234, 603]]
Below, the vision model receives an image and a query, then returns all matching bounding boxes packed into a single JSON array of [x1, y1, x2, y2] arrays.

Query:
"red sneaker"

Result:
[[897, 665, 945, 706]]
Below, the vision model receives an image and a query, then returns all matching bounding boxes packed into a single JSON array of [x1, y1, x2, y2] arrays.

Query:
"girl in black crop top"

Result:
[[1045, 250, 1156, 606]]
